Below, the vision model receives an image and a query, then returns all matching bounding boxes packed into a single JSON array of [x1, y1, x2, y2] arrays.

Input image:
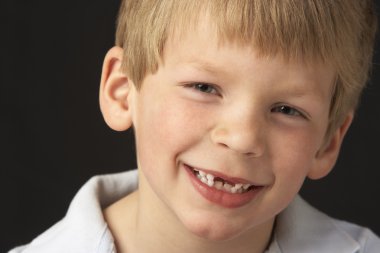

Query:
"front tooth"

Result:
[[230, 187, 237, 193], [214, 181, 223, 190], [223, 183, 232, 192], [235, 183, 243, 189], [207, 180, 214, 187], [201, 177, 208, 184]]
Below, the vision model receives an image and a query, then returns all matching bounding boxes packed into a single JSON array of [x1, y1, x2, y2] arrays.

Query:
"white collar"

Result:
[[269, 195, 360, 253]]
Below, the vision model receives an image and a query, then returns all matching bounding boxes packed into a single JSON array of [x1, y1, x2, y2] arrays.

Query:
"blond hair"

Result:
[[115, 0, 377, 137]]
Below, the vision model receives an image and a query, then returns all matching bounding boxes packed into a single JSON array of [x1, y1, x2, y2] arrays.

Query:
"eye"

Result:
[[271, 105, 304, 117], [191, 83, 219, 95]]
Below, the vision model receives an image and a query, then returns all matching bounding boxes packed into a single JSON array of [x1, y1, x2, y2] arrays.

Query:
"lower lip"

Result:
[[184, 164, 263, 208]]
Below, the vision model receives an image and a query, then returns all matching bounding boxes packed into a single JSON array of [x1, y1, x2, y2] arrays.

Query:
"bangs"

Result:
[[119, 0, 366, 87], [167, 0, 361, 66]]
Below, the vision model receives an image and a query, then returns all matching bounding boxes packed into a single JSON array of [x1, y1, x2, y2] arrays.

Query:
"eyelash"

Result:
[[271, 105, 305, 118], [187, 82, 220, 95]]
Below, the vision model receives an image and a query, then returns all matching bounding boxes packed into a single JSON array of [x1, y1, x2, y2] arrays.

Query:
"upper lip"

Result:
[[184, 163, 260, 186]]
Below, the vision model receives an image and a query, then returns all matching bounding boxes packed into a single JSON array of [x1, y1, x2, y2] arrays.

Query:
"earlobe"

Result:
[[308, 113, 354, 180], [99, 46, 134, 131]]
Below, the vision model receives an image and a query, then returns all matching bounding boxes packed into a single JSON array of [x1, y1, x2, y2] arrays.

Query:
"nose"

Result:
[[210, 111, 265, 157]]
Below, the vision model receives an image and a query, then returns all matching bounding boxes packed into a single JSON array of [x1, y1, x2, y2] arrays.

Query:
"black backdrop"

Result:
[[1, 1, 379, 251]]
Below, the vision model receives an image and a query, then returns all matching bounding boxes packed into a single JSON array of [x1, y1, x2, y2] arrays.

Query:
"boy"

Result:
[[10, 0, 380, 252]]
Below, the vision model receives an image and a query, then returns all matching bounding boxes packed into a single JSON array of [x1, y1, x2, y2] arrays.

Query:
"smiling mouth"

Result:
[[189, 167, 257, 194]]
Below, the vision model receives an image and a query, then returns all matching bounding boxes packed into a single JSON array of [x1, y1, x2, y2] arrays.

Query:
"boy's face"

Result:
[[101, 19, 352, 241]]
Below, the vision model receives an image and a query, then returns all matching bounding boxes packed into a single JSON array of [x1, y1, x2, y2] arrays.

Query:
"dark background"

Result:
[[1, 1, 379, 251]]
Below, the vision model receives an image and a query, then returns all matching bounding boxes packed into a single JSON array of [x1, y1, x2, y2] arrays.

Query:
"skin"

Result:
[[99, 20, 353, 253]]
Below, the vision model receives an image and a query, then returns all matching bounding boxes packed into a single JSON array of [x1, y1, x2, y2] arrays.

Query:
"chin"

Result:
[[182, 215, 248, 242]]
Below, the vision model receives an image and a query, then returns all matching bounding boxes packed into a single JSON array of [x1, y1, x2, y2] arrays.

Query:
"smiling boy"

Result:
[[10, 1, 380, 253]]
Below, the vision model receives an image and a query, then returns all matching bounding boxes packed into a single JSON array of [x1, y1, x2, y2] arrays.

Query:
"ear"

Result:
[[308, 112, 354, 180], [99, 46, 135, 131]]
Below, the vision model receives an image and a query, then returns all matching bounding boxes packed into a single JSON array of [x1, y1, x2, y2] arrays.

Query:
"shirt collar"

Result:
[[61, 171, 138, 253], [268, 195, 360, 253]]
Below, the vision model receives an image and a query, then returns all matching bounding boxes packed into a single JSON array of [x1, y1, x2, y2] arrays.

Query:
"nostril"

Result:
[[210, 125, 264, 156], [219, 143, 229, 149], [244, 151, 256, 156]]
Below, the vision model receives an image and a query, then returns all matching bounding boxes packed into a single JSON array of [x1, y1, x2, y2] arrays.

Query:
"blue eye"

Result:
[[192, 83, 218, 94], [271, 105, 303, 117]]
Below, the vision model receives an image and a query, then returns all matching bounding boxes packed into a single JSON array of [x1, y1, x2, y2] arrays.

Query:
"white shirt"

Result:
[[9, 170, 380, 253]]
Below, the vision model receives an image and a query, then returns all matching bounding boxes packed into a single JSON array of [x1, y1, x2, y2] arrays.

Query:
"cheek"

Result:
[[147, 98, 200, 146], [270, 128, 322, 186], [134, 94, 207, 172]]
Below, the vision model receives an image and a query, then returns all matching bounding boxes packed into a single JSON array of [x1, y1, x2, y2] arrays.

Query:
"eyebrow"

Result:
[[187, 59, 225, 75], [278, 83, 330, 108], [282, 88, 309, 98]]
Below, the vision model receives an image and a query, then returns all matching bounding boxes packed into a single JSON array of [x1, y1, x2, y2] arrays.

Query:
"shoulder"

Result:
[[273, 196, 380, 253], [8, 170, 139, 253], [334, 219, 380, 253]]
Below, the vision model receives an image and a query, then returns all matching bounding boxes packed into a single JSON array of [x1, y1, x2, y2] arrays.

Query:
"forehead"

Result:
[[168, 16, 334, 75]]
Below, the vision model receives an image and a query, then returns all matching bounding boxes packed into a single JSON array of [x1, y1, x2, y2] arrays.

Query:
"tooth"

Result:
[[206, 174, 214, 181], [223, 183, 232, 192], [214, 181, 223, 190], [194, 169, 250, 194], [243, 184, 251, 190]]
